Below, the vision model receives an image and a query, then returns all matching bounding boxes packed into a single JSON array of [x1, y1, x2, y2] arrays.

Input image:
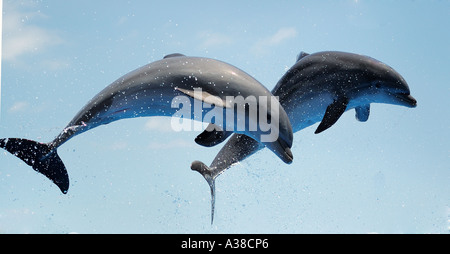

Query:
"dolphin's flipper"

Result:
[[176, 87, 233, 147], [315, 97, 349, 134], [195, 123, 233, 147], [355, 104, 370, 122], [175, 87, 230, 108], [191, 160, 216, 224], [0, 138, 69, 193]]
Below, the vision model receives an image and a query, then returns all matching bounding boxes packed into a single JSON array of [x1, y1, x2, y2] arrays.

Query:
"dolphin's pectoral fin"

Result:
[[315, 97, 349, 134], [355, 104, 370, 122], [163, 53, 186, 59], [175, 87, 230, 108], [195, 123, 233, 147], [191, 160, 216, 224]]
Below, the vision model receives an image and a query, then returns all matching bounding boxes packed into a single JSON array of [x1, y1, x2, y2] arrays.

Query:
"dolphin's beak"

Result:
[[395, 93, 417, 108], [283, 147, 294, 164], [270, 140, 293, 164], [406, 95, 417, 107]]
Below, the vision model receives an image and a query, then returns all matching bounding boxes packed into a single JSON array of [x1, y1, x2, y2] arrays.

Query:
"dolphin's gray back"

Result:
[[273, 51, 404, 102], [71, 56, 270, 122], [50, 56, 292, 150]]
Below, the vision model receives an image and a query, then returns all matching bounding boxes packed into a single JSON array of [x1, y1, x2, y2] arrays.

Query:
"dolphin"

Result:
[[192, 51, 417, 223], [0, 53, 294, 197]]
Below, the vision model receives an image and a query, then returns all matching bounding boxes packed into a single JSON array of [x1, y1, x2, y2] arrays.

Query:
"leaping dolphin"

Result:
[[192, 51, 417, 223], [0, 54, 294, 198]]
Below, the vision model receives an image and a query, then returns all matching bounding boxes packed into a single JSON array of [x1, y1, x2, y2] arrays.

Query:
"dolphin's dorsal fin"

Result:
[[195, 123, 233, 147], [175, 87, 230, 108], [163, 53, 186, 59], [355, 104, 370, 122], [296, 51, 310, 62], [315, 97, 349, 134]]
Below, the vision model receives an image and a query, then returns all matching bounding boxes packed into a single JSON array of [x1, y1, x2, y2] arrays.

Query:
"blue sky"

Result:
[[0, 0, 449, 233]]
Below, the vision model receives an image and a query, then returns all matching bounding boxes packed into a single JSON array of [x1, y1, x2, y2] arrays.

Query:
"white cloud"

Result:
[[144, 117, 198, 150], [144, 117, 174, 132], [8, 101, 29, 113], [266, 27, 298, 45], [252, 27, 298, 56], [2, 2, 63, 62], [109, 141, 129, 151], [148, 139, 195, 150], [40, 59, 70, 71], [198, 31, 234, 48]]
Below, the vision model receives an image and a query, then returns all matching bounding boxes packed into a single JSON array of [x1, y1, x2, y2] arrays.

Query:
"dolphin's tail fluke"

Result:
[[0, 138, 69, 194], [191, 160, 216, 224]]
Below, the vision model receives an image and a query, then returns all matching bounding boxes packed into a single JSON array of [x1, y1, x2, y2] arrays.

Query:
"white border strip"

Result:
[[0, 0, 3, 119]]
